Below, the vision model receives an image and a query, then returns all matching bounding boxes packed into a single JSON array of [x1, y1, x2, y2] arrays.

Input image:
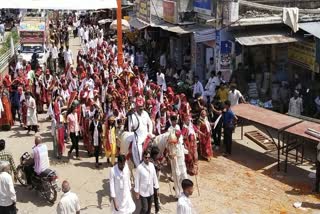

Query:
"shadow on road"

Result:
[[96, 179, 110, 209], [73, 161, 109, 170], [15, 185, 55, 207]]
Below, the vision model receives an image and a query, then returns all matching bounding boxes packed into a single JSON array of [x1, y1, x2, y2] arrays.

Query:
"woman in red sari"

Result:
[[198, 110, 213, 161], [0, 87, 14, 130], [181, 113, 199, 176]]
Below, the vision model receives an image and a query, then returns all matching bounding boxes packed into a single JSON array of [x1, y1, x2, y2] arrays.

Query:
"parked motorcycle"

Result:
[[16, 152, 59, 203]]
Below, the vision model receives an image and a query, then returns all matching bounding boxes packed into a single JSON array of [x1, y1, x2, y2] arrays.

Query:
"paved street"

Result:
[[2, 37, 320, 214]]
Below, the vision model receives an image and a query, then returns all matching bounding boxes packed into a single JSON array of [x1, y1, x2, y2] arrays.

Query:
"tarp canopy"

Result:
[[1, 0, 117, 10], [299, 22, 320, 39], [232, 28, 300, 46]]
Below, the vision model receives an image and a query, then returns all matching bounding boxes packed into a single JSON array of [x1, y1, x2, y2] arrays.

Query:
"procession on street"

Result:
[[1, 0, 320, 213]]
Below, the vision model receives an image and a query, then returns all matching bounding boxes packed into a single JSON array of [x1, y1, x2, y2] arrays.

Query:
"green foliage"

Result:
[[0, 28, 20, 55]]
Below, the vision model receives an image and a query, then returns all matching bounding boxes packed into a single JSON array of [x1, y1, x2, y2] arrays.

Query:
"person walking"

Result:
[[64, 45, 73, 66], [177, 179, 195, 214], [67, 106, 80, 160], [25, 92, 38, 134], [57, 180, 80, 214], [0, 161, 17, 214], [134, 150, 159, 214], [9, 85, 20, 124], [109, 155, 136, 214], [89, 112, 102, 168], [209, 96, 223, 151], [222, 100, 237, 156]]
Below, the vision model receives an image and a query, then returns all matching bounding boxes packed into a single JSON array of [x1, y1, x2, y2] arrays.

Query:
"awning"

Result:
[[299, 22, 320, 39], [129, 18, 149, 30], [152, 22, 212, 35], [1, 0, 117, 10], [194, 29, 216, 43], [232, 29, 300, 46]]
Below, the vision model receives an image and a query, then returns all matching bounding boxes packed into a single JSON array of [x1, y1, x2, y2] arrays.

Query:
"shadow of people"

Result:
[[96, 179, 110, 209], [74, 161, 108, 170], [159, 192, 177, 204]]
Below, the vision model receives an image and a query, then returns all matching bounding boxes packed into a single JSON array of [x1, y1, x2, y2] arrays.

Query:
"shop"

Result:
[[231, 26, 303, 110], [191, 29, 216, 81], [231, 23, 320, 115]]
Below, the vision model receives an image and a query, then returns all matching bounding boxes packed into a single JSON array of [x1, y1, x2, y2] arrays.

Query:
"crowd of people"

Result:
[[0, 12, 248, 214]]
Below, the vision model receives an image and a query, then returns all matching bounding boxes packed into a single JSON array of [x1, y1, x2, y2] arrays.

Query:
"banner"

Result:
[[19, 22, 46, 31], [136, 0, 151, 23], [163, 0, 177, 24], [20, 31, 45, 43], [288, 41, 316, 72], [194, 0, 212, 16], [220, 41, 232, 70]]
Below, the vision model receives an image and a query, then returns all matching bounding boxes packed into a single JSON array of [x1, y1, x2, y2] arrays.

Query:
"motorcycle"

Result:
[[16, 152, 59, 203]]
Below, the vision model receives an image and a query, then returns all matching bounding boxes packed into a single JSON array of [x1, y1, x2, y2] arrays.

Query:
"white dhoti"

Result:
[[171, 155, 188, 198], [26, 97, 38, 126], [132, 139, 143, 167]]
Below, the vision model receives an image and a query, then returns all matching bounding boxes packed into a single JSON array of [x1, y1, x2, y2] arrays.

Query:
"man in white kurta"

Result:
[[203, 72, 218, 103], [109, 155, 135, 214], [288, 91, 303, 116], [129, 98, 153, 167], [156, 71, 167, 91], [25, 92, 38, 133], [177, 179, 195, 214], [57, 180, 80, 214], [167, 116, 188, 198], [134, 151, 159, 214]]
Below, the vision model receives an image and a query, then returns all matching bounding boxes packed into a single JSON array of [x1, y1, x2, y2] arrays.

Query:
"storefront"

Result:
[[191, 29, 216, 81]]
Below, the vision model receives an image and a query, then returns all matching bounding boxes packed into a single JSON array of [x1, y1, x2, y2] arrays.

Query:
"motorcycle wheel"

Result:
[[43, 182, 57, 204], [16, 165, 28, 186]]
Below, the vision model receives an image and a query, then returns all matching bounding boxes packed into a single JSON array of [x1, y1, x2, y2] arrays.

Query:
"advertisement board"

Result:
[[194, 0, 211, 16], [288, 41, 316, 72], [136, 0, 151, 23], [20, 31, 45, 43], [220, 40, 232, 70], [19, 22, 46, 31], [163, 0, 177, 24]]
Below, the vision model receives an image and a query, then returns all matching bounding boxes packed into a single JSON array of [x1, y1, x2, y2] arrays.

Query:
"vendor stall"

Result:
[[232, 104, 302, 171], [283, 121, 320, 172]]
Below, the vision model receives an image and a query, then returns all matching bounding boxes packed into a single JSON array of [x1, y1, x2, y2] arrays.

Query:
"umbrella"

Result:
[[98, 19, 112, 25], [110, 19, 130, 32]]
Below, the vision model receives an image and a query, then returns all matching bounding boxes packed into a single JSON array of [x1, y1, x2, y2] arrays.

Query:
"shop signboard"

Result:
[[288, 41, 316, 72], [136, 0, 150, 23], [194, 0, 212, 16], [220, 40, 232, 71], [163, 0, 177, 24]]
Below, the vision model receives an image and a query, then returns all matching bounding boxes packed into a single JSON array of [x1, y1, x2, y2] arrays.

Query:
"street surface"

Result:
[[3, 37, 320, 214]]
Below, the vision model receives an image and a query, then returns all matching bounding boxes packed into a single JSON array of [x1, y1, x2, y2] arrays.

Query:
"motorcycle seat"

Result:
[[39, 169, 55, 178]]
